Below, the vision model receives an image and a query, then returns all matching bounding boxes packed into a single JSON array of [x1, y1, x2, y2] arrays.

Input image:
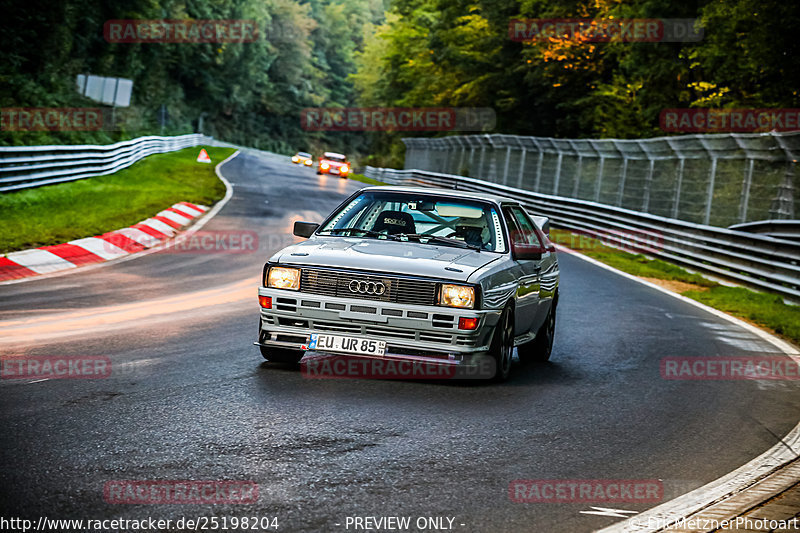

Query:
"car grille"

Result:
[[300, 268, 437, 306]]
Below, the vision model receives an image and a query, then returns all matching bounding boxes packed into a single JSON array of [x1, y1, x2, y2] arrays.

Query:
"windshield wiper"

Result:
[[395, 233, 481, 252], [325, 227, 399, 240]]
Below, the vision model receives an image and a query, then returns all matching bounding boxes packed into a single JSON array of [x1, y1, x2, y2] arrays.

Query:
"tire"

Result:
[[518, 296, 557, 363], [489, 306, 514, 382], [260, 345, 304, 364]]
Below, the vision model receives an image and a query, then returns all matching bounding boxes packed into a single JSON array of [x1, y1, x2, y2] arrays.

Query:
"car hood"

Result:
[[321, 160, 347, 167], [272, 237, 501, 282]]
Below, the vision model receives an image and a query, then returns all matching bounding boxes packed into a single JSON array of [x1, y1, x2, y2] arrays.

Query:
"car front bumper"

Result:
[[257, 287, 501, 367]]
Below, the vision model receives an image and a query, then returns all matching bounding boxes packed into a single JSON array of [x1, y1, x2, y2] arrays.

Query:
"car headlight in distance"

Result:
[[304, 159, 312, 166], [321, 162, 330, 169], [440, 284, 475, 309], [340, 165, 349, 173], [292, 156, 299, 162], [267, 266, 301, 290]]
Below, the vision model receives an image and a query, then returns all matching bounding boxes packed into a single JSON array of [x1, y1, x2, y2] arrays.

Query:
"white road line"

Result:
[[560, 245, 800, 533], [4, 249, 77, 274], [68, 237, 127, 260], [157, 210, 192, 226], [28, 378, 50, 384]]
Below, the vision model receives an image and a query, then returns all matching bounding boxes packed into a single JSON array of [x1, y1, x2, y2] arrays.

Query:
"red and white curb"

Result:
[[0, 202, 208, 281]]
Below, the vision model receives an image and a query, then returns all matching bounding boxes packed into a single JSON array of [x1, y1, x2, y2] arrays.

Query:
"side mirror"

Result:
[[512, 243, 546, 261], [293, 221, 320, 238]]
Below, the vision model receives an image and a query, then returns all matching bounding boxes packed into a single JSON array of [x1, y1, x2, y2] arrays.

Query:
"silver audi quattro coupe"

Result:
[[256, 186, 559, 381]]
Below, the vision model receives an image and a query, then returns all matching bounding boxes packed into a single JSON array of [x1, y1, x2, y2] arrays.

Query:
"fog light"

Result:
[[458, 317, 479, 330], [259, 296, 273, 309]]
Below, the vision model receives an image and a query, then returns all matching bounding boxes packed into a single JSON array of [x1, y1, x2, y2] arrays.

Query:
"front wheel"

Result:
[[260, 345, 304, 364], [489, 306, 514, 382]]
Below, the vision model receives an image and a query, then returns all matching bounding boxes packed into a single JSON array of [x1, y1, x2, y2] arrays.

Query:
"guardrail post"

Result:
[[740, 159, 754, 223], [534, 151, 544, 192], [552, 153, 563, 194], [502, 145, 512, 185], [617, 158, 629, 206], [572, 155, 583, 198], [672, 158, 685, 219], [517, 148, 527, 189], [594, 157, 605, 202], [642, 159, 655, 212], [704, 158, 718, 225]]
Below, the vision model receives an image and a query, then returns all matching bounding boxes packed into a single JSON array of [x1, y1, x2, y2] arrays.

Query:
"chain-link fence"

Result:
[[402, 133, 800, 227]]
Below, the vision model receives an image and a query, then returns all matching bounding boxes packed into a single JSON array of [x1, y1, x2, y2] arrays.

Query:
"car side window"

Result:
[[503, 206, 542, 246]]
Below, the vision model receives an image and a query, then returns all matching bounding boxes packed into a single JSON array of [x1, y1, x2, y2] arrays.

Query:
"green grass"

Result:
[[0, 146, 234, 253], [347, 173, 388, 186], [684, 287, 800, 343], [550, 228, 800, 346]]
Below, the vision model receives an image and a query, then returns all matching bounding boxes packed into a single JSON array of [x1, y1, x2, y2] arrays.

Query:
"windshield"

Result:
[[297, 152, 311, 158], [323, 154, 346, 162], [319, 191, 506, 252]]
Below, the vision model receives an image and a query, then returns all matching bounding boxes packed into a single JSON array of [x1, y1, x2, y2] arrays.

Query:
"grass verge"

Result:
[[550, 228, 800, 347], [0, 146, 235, 253], [347, 173, 387, 186]]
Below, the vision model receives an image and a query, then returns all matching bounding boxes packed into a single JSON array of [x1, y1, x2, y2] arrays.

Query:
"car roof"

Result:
[[323, 152, 346, 158], [358, 185, 519, 205]]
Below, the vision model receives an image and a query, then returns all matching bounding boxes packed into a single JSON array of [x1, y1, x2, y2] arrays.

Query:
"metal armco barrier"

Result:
[[0, 134, 208, 193], [364, 166, 800, 302]]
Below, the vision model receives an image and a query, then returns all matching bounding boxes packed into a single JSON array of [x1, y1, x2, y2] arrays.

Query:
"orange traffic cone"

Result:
[[197, 148, 212, 163]]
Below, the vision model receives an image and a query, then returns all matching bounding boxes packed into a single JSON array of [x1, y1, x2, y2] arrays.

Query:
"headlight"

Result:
[[321, 162, 330, 169], [304, 160, 312, 166], [292, 156, 299, 162], [267, 266, 301, 290], [440, 284, 475, 309], [340, 165, 349, 173]]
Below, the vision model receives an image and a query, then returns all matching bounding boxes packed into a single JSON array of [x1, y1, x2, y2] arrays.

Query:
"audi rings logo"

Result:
[[348, 280, 386, 295]]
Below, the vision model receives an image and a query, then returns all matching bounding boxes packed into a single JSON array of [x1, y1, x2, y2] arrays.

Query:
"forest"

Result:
[[1, 0, 797, 167]]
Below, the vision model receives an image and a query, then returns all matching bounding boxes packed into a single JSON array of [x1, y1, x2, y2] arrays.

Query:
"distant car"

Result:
[[317, 152, 350, 177], [292, 152, 314, 166], [255, 186, 560, 382]]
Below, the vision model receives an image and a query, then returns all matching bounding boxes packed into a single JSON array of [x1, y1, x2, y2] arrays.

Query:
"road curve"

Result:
[[1, 151, 798, 532]]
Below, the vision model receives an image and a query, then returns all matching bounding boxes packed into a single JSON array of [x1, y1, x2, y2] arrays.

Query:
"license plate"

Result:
[[308, 334, 385, 356], [330, 168, 340, 174]]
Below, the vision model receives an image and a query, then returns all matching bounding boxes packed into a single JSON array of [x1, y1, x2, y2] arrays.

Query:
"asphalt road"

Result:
[[1, 151, 798, 533]]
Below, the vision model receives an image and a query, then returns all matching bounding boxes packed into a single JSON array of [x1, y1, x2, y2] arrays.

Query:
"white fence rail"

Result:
[[0, 134, 207, 193], [402, 132, 800, 228], [365, 166, 800, 302]]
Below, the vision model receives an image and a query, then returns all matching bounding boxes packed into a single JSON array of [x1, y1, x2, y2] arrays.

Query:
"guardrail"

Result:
[[364, 166, 800, 302], [0, 134, 208, 193]]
